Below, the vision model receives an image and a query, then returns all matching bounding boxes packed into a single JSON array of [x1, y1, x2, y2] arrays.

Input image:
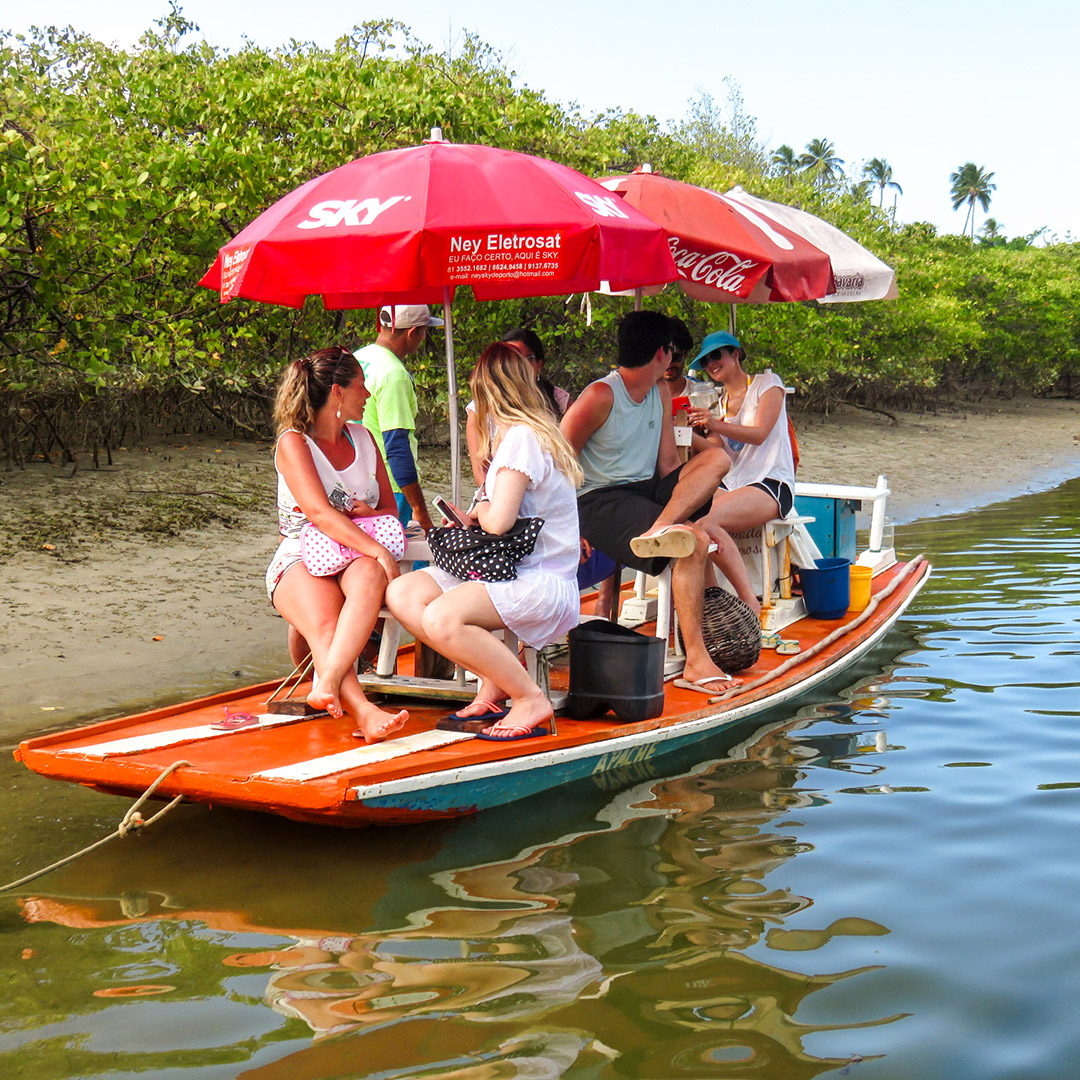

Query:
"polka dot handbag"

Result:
[[299, 515, 407, 577], [427, 517, 544, 582]]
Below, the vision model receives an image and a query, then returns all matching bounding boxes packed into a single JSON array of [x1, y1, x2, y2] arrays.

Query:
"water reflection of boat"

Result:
[[18, 706, 906, 1079], [15, 488, 930, 827]]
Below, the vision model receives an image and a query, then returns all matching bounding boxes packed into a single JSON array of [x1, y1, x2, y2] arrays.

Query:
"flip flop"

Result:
[[475, 725, 551, 742], [629, 524, 697, 561], [443, 699, 510, 724], [211, 707, 261, 730], [673, 674, 736, 695], [776, 639, 802, 655], [761, 631, 783, 649]]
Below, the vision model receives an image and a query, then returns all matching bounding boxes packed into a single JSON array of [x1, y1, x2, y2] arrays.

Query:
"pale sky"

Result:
[[7, 0, 1077, 242]]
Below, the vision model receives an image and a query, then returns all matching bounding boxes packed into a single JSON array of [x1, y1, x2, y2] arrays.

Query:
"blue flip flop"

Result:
[[444, 699, 510, 724], [475, 726, 551, 742]]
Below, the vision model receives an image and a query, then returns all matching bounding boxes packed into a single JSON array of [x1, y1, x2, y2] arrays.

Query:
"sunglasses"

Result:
[[704, 347, 738, 368]]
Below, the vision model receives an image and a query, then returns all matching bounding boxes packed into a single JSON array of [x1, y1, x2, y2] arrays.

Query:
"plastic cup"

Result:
[[848, 565, 873, 611]]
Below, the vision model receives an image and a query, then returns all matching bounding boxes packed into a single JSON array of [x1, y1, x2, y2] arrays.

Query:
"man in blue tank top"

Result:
[[561, 311, 735, 688]]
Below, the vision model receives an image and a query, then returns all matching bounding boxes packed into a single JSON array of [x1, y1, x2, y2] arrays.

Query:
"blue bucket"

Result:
[[800, 557, 851, 619]]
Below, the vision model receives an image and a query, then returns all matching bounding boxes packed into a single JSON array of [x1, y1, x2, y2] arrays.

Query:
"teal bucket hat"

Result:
[[689, 330, 742, 372]]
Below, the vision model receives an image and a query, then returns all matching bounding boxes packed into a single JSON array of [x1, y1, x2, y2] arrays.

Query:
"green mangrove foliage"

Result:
[[1, 10, 1077, 465]]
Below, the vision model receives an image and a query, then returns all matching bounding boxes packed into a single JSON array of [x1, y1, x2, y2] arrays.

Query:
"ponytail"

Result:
[[273, 347, 360, 435]]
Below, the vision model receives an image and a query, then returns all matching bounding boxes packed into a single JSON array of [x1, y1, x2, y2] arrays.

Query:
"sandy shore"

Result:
[[2, 396, 1079, 736]]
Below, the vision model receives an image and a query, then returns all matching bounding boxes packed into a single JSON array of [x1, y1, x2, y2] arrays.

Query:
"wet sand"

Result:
[[2, 396, 1079, 734]]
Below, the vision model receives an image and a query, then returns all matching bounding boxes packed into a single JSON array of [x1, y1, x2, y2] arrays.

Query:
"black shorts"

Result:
[[577, 466, 713, 576], [719, 476, 794, 518]]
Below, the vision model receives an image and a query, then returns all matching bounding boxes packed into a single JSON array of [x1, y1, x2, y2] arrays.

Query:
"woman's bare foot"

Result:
[[351, 702, 408, 743], [453, 679, 509, 720], [481, 691, 553, 740], [451, 698, 509, 721], [307, 682, 343, 718], [741, 593, 762, 619]]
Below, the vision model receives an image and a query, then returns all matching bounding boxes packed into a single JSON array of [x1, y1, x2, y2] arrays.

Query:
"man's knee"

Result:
[[671, 523, 712, 572], [691, 446, 731, 483]]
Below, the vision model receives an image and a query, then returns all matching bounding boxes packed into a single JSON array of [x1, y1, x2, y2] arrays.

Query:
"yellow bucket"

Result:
[[848, 565, 873, 611]]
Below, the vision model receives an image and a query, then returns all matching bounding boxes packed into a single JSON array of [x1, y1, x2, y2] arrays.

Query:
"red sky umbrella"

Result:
[[599, 170, 834, 304], [199, 136, 678, 500], [200, 139, 677, 308]]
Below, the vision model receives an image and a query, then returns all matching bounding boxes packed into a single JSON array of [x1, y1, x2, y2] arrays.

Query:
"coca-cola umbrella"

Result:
[[200, 134, 678, 499], [724, 185, 897, 303], [598, 170, 834, 304]]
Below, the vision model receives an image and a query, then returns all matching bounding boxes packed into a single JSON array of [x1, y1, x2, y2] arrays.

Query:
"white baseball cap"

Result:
[[379, 304, 444, 330]]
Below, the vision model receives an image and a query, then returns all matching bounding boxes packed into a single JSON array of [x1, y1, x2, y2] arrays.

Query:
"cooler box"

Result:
[[566, 620, 665, 723]]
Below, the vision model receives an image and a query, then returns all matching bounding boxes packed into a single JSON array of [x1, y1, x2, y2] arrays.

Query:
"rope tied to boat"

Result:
[[0, 760, 191, 895]]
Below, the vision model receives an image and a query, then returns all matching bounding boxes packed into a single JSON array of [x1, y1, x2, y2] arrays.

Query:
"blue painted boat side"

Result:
[[352, 723, 717, 817], [349, 567, 928, 818]]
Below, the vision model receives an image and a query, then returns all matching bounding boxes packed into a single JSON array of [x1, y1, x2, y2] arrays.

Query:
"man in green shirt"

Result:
[[356, 304, 444, 532]]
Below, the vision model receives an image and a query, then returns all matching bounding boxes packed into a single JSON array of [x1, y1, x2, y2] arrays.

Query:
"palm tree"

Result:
[[848, 178, 873, 201], [863, 158, 903, 208], [798, 138, 844, 190], [950, 162, 996, 239], [980, 217, 1003, 242], [771, 144, 799, 185]]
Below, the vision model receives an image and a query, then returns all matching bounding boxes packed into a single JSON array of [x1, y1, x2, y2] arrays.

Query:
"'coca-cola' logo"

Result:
[[668, 237, 759, 296]]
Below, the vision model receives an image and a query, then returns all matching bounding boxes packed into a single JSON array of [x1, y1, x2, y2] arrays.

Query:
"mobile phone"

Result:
[[433, 496, 469, 528]]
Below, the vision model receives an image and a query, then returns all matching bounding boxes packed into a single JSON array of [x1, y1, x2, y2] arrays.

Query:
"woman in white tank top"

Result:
[[269, 346, 407, 743], [686, 331, 795, 616]]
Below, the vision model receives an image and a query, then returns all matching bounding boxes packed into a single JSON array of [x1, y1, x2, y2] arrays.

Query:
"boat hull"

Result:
[[15, 559, 931, 827]]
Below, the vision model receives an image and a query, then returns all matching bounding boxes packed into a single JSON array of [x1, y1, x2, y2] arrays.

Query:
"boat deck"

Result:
[[15, 559, 930, 825]]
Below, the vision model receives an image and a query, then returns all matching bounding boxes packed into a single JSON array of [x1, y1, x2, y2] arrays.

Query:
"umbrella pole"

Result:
[[634, 287, 643, 312], [729, 302, 737, 335], [443, 285, 461, 506]]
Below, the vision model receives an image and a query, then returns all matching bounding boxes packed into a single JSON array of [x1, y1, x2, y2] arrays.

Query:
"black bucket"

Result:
[[566, 620, 665, 722]]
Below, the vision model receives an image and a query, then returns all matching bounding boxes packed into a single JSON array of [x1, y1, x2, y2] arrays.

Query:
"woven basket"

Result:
[[678, 587, 761, 672]]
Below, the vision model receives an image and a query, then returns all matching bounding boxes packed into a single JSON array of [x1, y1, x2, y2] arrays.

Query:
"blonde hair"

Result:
[[273, 346, 361, 435], [470, 343, 583, 488]]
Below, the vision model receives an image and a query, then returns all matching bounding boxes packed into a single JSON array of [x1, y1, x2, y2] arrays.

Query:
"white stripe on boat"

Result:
[[56, 713, 307, 758], [252, 729, 475, 782], [347, 572, 929, 802]]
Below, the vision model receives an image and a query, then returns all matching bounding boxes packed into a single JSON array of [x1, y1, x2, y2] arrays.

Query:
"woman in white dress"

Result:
[[386, 343, 583, 740], [268, 346, 408, 742], [464, 328, 570, 486], [686, 331, 796, 616]]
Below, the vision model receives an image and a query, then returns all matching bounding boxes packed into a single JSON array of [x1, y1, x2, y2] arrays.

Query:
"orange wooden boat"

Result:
[[15, 510, 930, 826]]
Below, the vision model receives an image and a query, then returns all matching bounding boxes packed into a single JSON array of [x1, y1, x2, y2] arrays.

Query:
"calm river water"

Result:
[[2, 478, 1079, 1080]]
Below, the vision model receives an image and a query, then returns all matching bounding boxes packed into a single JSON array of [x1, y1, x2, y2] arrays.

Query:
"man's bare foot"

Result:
[[674, 673, 740, 694], [681, 657, 739, 688], [630, 523, 697, 560], [352, 703, 408, 743]]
